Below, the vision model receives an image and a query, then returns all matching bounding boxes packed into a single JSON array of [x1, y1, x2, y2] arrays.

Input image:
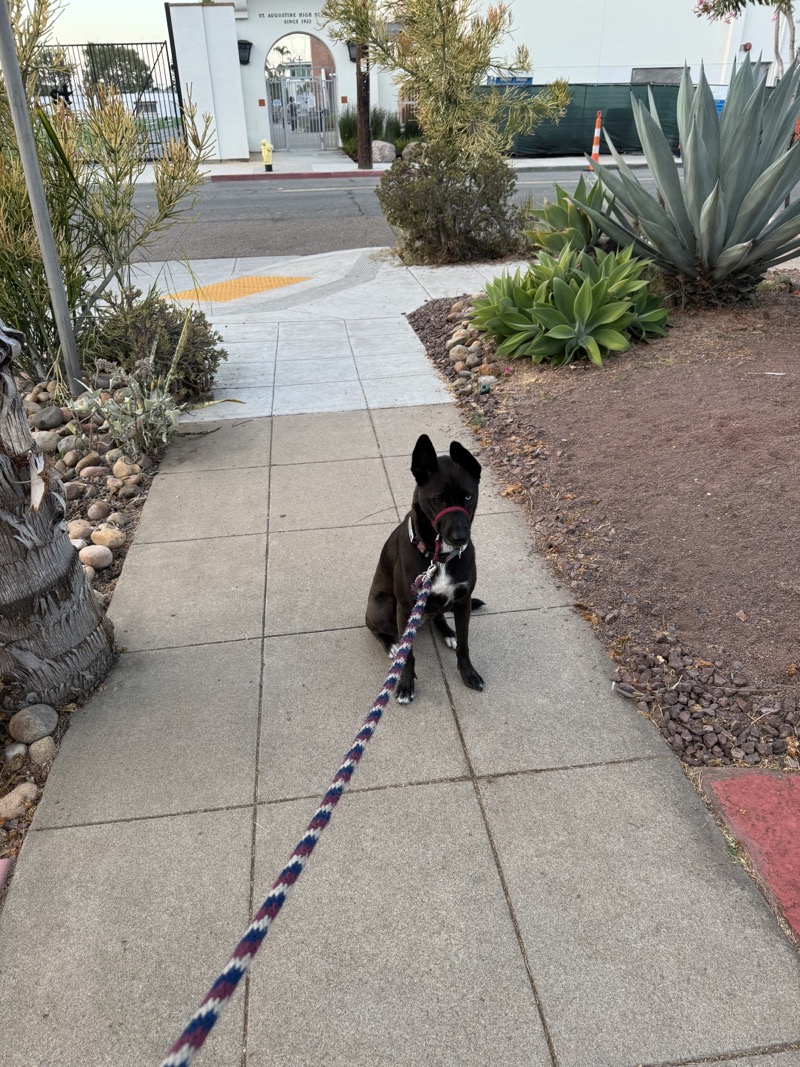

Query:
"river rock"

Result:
[[104, 448, 124, 466], [112, 458, 140, 479], [57, 435, 81, 456], [79, 544, 113, 570], [371, 139, 397, 163], [91, 526, 126, 550], [80, 466, 111, 479], [63, 449, 82, 468], [67, 519, 92, 540], [0, 782, 38, 824], [8, 704, 58, 743], [83, 564, 96, 579], [70, 538, 88, 550], [65, 481, 84, 501], [106, 511, 128, 526], [30, 405, 63, 430], [448, 344, 470, 363], [87, 500, 112, 522], [29, 736, 56, 767], [33, 430, 60, 454], [75, 452, 101, 473], [446, 330, 470, 349]]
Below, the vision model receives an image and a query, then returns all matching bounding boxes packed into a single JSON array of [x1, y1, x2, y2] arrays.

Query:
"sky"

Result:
[[52, 0, 168, 44]]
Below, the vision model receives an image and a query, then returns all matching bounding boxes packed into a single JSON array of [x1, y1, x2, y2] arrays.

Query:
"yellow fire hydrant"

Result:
[[261, 139, 273, 172]]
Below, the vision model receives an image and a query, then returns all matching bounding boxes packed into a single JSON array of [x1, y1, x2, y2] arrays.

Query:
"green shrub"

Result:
[[341, 136, 357, 160], [525, 174, 614, 255], [582, 56, 800, 305], [404, 114, 422, 138], [471, 245, 667, 366], [384, 113, 402, 141], [78, 362, 183, 458], [370, 106, 389, 139], [338, 105, 357, 141], [377, 143, 522, 263], [81, 288, 227, 402]]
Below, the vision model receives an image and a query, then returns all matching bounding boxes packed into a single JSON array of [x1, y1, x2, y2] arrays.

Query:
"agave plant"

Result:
[[579, 56, 800, 305], [470, 245, 667, 366], [525, 174, 612, 254]]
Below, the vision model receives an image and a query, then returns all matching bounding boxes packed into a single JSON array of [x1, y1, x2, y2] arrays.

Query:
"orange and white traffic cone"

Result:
[[589, 110, 602, 170]]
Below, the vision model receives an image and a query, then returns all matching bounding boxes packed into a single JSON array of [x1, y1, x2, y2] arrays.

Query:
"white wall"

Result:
[[492, 0, 777, 91], [231, 0, 403, 152], [173, 0, 784, 154], [168, 3, 250, 159]]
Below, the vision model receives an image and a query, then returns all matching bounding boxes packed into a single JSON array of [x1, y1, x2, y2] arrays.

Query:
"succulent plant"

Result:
[[524, 174, 613, 254], [471, 245, 667, 366], [579, 56, 800, 305]]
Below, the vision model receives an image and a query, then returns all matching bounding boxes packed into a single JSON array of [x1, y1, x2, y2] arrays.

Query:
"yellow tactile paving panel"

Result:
[[167, 275, 310, 303]]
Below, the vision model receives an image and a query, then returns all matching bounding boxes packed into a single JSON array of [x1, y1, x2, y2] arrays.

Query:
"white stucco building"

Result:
[[166, 0, 783, 159]]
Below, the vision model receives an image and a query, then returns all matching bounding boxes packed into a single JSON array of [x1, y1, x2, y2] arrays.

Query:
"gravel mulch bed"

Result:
[[0, 381, 165, 880], [408, 279, 800, 773]]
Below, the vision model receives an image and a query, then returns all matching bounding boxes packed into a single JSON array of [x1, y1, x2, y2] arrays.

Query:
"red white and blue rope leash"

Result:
[[160, 560, 438, 1067]]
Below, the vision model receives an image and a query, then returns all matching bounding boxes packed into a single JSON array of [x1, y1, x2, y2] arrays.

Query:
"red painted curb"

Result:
[[700, 768, 800, 938], [210, 170, 383, 182]]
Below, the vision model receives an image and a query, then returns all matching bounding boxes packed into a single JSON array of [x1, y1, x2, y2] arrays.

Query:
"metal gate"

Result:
[[266, 73, 339, 151], [40, 41, 184, 160]]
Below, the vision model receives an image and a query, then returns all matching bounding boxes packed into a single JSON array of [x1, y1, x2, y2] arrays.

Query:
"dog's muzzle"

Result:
[[432, 505, 473, 547], [432, 505, 472, 528]]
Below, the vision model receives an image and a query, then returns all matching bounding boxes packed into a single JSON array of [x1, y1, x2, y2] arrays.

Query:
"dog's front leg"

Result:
[[395, 601, 416, 704], [453, 599, 484, 691]]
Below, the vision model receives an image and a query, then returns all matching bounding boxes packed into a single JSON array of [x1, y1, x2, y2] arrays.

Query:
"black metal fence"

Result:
[[39, 41, 184, 160]]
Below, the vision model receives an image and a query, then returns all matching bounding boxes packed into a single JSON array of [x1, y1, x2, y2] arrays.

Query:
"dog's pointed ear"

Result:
[[450, 440, 481, 482], [411, 434, 439, 486]]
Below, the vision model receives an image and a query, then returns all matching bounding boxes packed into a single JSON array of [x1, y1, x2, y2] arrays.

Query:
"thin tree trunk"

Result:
[[0, 319, 114, 707], [775, 10, 786, 80]]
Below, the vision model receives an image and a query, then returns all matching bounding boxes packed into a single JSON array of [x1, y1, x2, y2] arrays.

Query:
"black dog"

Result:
[[365, 434, 484, 703]]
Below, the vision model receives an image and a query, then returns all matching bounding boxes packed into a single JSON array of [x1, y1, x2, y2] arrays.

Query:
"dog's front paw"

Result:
[[459, 662, 484, 692], [445, 635, 457, 650], [396, 678, 416, 704]]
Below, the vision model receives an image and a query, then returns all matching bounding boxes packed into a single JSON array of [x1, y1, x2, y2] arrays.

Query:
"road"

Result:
[[133, 167, 659, 262]]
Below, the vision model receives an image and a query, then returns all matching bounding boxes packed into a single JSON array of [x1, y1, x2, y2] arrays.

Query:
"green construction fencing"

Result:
[[492, 83, 680, 157]]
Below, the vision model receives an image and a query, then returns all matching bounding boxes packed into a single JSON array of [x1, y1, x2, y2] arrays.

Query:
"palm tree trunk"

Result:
[[0, 319, 114, 707]]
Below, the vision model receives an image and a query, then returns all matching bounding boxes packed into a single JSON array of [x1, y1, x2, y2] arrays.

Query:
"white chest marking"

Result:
[[431, 563, 458, 602]]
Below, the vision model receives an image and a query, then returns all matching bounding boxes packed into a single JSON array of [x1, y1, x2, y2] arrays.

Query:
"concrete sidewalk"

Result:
[[0, 250, 798, 1067]]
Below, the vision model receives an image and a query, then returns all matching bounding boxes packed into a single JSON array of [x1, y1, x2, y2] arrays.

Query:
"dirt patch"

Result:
[[408, 281, 800, 771]]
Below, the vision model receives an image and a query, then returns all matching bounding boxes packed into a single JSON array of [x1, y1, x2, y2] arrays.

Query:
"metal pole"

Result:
[[0, 0, 82, 395]]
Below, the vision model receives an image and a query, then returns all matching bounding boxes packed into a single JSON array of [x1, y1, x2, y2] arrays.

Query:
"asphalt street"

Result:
[[133, 167, 659, 262]]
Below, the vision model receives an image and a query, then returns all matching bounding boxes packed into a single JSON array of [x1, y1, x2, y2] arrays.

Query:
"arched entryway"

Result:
[[266, 33, 338, 150]]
